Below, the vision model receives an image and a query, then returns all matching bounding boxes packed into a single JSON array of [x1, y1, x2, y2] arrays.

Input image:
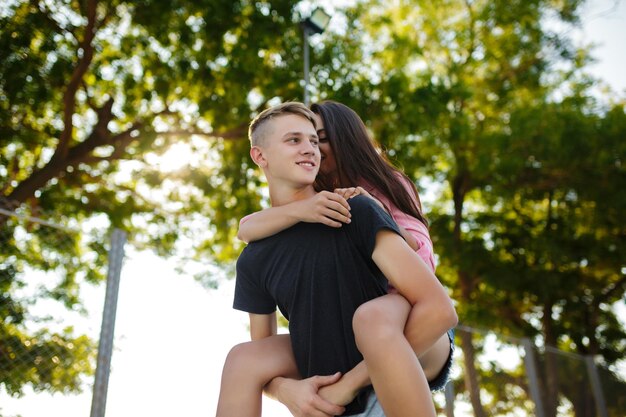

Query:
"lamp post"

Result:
[[301, 8, 331, 105]]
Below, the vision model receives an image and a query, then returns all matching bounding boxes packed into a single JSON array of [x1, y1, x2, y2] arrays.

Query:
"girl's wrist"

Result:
[[341, 369, 367, 396]]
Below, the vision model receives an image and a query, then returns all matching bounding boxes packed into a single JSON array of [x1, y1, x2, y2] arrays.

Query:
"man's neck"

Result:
[[268, 183, 317, 207]]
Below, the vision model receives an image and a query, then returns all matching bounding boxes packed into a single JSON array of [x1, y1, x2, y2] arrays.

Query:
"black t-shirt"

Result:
[[234, 195, 401, 415]]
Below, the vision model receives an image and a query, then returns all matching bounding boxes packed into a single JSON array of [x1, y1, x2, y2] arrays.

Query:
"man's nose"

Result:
[[301, 141, 316, 154]]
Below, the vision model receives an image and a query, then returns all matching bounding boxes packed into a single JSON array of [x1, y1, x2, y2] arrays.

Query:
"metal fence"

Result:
[[0, 200, 125, 417], [0, 200, 623, 417], [437, 326, 625, 417]]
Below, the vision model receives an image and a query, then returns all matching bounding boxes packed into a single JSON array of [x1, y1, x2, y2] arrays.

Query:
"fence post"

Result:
[[585, 355, 609, 417], [90, 228, 127, 417], [522, 338, 546, 417], [444, 381, 455, 417]]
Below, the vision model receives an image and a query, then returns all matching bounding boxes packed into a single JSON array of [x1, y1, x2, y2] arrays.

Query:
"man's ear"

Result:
[[250, 146, 267, 168]]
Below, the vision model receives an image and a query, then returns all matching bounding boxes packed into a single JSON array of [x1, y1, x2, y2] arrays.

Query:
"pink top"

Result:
[[362, 177, 436, 273]]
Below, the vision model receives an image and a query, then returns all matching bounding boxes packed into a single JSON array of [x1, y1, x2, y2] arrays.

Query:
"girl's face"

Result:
[[313, 112, 336, 175]]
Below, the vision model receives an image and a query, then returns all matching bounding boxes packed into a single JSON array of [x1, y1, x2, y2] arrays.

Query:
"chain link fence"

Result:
[[0, 199, 124, 417], [439, 326, 625, 417], [1, 199, 624, 417]]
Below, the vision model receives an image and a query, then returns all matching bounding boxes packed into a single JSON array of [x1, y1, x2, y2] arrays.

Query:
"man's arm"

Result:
[[320, 229, 456, 401], [372, 230, 457, 349], [250, 312, 345, 417], [265, 374, 345, 417], [355, 230, 457, 415], [249, 312, 277, 340]]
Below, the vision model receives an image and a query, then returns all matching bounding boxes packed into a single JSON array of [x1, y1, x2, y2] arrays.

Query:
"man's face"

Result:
[[257, 114, 321, 187], [313, 112, 336, 176]]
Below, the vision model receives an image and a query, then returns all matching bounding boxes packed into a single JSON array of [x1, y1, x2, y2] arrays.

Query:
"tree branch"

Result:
[[34, 0, 78, 42], [461, 0, 477, 67], [598, 275, 626, 304], [56, 0, 99, 160], [156, 125, 248, 140]]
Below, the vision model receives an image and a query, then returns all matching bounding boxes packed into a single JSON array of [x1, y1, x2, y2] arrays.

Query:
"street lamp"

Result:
[[301, 8, 331, 105]]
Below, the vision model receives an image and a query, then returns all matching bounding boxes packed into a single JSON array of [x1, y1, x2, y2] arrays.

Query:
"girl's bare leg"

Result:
[[418, 333, 452, 382], [353, 293, 450, 417], [216, 334, 298, 417]]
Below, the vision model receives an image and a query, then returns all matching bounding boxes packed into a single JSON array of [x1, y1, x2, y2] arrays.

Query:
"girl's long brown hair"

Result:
[[311, 100, 428, 227]]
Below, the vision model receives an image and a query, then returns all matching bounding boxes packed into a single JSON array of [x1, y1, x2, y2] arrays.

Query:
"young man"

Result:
[[217, 102, 457, 416]]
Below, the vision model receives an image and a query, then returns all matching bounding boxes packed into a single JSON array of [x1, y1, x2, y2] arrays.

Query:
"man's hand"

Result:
[[297, 191, 352, 228], [318, 374, 360, 408], [271, 373, 346, 417]]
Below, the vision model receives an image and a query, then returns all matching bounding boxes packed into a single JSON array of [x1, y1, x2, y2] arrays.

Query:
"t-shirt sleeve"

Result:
[[233, 249, 276, 314], [367, 176, 437, 272], [346, 195, 402, 257]]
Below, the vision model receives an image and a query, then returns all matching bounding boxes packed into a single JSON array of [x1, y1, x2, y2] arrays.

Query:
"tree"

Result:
[[304, 0, 626, 415], [1, 0, 306, 397], [0, 208, 99, 396], [3, 0, 625, 413], [486, 97, 626, 417]]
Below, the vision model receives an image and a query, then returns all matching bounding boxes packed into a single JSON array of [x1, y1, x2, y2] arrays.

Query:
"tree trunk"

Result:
[[6, 158, 67, 204], [460, 329, 486, 417], [542, 303, 559, 417], [451, 169, 486, 417]]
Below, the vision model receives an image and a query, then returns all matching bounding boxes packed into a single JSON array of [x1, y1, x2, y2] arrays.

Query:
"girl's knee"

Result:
[[224, 337, 299, 386], [224, 341, 258, 373], [353, 299, 404, 351]]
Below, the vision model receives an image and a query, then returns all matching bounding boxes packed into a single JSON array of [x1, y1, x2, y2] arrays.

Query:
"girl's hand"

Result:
[[298, 191, 352, 228], [335, 187, 386, 212], [334, 186, 369, 200]]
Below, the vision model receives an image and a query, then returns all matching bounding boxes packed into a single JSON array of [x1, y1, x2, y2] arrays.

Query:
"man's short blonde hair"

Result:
[[248, 102, 317, 146]]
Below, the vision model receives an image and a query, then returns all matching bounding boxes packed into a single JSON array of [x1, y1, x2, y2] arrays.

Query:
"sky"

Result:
[[1, 2, 625, 417], [575, 0, 626, 96]]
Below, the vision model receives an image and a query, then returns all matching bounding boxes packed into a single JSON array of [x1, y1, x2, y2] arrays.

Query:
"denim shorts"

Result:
[[351, 391, 385, 417], [428, 328, 455, 391]]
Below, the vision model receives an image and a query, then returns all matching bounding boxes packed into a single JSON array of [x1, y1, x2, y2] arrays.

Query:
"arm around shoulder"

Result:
[[237, 206, 303, 243], [237, 192, 353, 243]]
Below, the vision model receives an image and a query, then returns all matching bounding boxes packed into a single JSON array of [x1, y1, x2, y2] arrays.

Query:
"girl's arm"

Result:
[[237, 191, 352, 243]]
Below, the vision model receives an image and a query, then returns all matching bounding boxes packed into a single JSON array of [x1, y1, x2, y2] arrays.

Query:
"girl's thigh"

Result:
[[229, 334, 300, 381]]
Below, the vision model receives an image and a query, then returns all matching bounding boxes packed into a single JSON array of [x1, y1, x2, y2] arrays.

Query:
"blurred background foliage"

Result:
[[1, 0, 624, 415]]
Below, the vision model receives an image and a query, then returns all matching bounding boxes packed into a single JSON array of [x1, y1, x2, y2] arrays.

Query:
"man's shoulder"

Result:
[[348, 194, 386, 217], [239, 222, 326, 255], [349, 194, 377, 207], [347, 195, 400, 237]]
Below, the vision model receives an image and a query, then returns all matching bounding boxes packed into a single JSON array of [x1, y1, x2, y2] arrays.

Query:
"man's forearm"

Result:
[[264, 375, 290, 400], [264, 374, 346, 416]]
